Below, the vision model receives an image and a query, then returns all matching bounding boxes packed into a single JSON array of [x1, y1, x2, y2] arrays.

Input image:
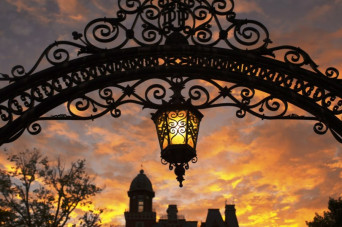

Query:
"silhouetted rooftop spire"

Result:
[[225, 204, 239, 227]]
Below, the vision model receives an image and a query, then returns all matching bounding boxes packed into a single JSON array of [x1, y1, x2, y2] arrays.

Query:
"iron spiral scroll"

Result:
[[0, 0, 342, 146]]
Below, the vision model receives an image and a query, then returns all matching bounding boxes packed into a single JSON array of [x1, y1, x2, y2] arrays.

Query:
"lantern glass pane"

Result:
[[155, 112, 169, 150], [154, 107, 202, 152], [167, 110, 187, 146], [187, 110, 200, 148]]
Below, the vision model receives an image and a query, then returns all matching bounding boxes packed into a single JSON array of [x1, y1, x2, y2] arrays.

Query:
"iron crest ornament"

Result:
[[0, 0, 341, 168], [72, 0, 270, 52]]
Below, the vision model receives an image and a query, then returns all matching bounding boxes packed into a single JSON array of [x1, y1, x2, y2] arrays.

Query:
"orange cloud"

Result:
[[234, 0, 263, 14], [305, 4, 333, 22], [56, 0, 88, 22], [5, 0, 53, 24]]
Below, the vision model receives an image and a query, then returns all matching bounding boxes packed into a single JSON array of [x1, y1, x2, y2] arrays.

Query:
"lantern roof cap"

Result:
[[151, 102, 203, 121]]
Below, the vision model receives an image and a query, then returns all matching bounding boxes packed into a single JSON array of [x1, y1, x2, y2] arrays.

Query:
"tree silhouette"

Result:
[[0, 150, 102, 226], [306, 197, 342, 227]]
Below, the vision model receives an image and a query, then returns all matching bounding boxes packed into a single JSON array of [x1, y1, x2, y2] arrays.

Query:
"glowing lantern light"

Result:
[[152, 104, 203, 187]]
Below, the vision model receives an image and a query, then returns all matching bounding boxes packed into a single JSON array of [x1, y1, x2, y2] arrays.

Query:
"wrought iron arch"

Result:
[[0, 0, 341, 146]]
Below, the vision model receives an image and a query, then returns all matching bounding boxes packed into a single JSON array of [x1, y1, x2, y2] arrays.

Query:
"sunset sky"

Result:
[[1, 0, 342, 226]]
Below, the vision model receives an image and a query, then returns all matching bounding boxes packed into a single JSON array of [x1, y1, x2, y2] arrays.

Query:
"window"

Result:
[[138, 200, 144, 212]]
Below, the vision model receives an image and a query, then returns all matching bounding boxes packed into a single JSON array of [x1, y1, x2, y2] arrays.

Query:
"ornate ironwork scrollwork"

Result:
[[1, 0, 339, 83], [0, 0, 341, 146], [0, 0, 272, 81], [35, 77, 318, 130]]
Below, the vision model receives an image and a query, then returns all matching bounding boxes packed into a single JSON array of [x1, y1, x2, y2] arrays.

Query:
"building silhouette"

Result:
[[125, 170, 239, 227], [125, 170, 156, 227]]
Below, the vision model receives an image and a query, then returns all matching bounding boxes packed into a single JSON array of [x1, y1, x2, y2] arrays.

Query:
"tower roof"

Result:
[[205, 209, 226, 227], [128, 169, 154, 195]]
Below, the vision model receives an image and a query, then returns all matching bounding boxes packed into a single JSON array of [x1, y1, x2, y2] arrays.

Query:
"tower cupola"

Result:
[[125, 169, 156, 227]]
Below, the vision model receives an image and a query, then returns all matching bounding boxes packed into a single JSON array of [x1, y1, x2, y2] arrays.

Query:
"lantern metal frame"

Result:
[[152, 101, 203, 186], [0, 0, 342, 185]]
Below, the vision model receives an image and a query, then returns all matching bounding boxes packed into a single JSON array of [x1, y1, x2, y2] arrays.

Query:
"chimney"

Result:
[[225, 204, 239, 227], [167, 205, 178, 220]]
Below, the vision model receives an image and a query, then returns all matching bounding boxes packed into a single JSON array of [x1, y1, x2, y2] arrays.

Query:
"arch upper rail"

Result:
[[0, 0, 341, 145], [0, 46, 341, 146]]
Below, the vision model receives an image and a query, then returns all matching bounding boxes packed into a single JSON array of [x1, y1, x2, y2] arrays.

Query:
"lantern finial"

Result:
[[174, 164, 186, 187]]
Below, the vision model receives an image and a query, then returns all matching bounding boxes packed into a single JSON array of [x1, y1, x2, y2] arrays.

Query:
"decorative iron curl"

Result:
[[322, 94, 342, 114], [8, 92, 34, 115], [161, 158, 168, 165], [325, 67, 339, 79], [11, 65, 27, 79], [267, 46, 341, 80], [67, 96, 112, 120], [188, 85, 210, 106], [82, 18, 129, 51], [4, 41, 85, 81], [118, 0, 142, 14], [0, 106, 12, 123], [236, 108, 246, 119], [27, 122, 42, 135], [145, 84, 168, 106], [110, 108, 122, 118], [227, 19, 271, 51], [99, 88, 115, 105], [250, 96, 288, 120], [240, 87, 255, 105], [184, 162, 190, 170], [211, 0, 234, 15], [313, 122, 328, 135]]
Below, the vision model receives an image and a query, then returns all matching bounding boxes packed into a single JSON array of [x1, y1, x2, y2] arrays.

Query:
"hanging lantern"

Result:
[[152, 104, 203, 187]]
